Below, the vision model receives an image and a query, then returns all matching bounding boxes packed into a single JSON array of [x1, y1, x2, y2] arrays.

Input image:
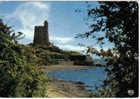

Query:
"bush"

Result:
[[44, 55, 59, 65], [74, 60, 94, 66], [0, 19, 47, 97], [73, 55, 94, 66]]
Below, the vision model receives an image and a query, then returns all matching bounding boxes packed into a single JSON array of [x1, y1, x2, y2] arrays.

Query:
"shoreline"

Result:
[[43, 65, 93, 97], [46, 78, 91, 98], [42, 65, 92, 72]]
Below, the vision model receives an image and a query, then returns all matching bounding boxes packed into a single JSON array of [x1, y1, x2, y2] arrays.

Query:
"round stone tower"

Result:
[[33, 20, 50, 46]]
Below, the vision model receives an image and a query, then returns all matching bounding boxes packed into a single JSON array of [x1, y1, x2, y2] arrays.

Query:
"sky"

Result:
[[0, 1, 114, 58]]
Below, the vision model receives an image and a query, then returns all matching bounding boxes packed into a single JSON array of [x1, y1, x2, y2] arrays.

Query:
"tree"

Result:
[[0, 19, 24, 43], [0, 19, 47, 97], [78, 1, 138, 97]]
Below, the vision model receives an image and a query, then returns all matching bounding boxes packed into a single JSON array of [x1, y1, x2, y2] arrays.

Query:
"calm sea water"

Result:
[[47, 67, 107, 91]]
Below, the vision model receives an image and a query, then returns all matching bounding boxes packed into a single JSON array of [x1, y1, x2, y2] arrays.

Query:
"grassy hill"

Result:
[[20, 44, 94, 66]]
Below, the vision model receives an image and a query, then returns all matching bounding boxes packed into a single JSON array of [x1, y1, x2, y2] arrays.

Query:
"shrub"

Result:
[[0, 19, 47, 97]]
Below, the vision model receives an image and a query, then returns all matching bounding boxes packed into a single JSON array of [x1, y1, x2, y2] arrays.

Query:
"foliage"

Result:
[[74, 60, 94, 66], [0, 19, 24, 43], [29, 46, 64, 65], [26, 44, 94, 66], [74, 55, 94, 66], [78, 1, 138, 97], [0, 19, 47, 97]]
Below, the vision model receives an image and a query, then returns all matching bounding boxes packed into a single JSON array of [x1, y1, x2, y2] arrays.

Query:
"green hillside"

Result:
[[20, 44, 94, 66]]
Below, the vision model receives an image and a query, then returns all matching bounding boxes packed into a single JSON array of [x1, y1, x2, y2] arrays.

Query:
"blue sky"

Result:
[[0, 1, 113, 56]]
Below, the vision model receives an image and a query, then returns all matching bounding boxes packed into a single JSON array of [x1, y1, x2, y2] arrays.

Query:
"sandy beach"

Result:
[[46, 78, 91, 98], [42, 65, 92, 72], [43, 65, 92, 98]]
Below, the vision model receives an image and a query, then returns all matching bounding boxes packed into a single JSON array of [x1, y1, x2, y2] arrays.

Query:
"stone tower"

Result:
[[33, 20, 50, 46]]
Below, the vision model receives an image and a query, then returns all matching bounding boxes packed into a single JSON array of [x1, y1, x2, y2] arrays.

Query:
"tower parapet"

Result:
[[44, 20, 48, 27], [33, 20, 50, 46]]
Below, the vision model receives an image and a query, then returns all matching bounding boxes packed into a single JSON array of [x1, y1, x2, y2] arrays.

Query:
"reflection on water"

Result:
[[47, 67, 107, 91]]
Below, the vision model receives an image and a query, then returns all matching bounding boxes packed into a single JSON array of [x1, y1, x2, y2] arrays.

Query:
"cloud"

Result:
[[50, 36, 74, 44], [5, 2, 50, 44], [57, 44, 87, 52], [56, 43, 112, 52], [33, 2, 49, 9]]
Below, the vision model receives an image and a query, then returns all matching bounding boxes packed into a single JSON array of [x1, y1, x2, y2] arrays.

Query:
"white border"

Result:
[[0, 0, 139, 99]]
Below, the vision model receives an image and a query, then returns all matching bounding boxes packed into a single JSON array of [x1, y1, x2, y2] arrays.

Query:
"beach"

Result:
[[42, 65, 92, 72], [44, 65, 92, 97]]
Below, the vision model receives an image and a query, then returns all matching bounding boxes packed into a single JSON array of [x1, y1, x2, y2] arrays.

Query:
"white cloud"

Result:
[[50, 36, 74, 44], [5, 2, 50, 43], [33, 2, 49, 9], [57, 44, 87, 52]]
